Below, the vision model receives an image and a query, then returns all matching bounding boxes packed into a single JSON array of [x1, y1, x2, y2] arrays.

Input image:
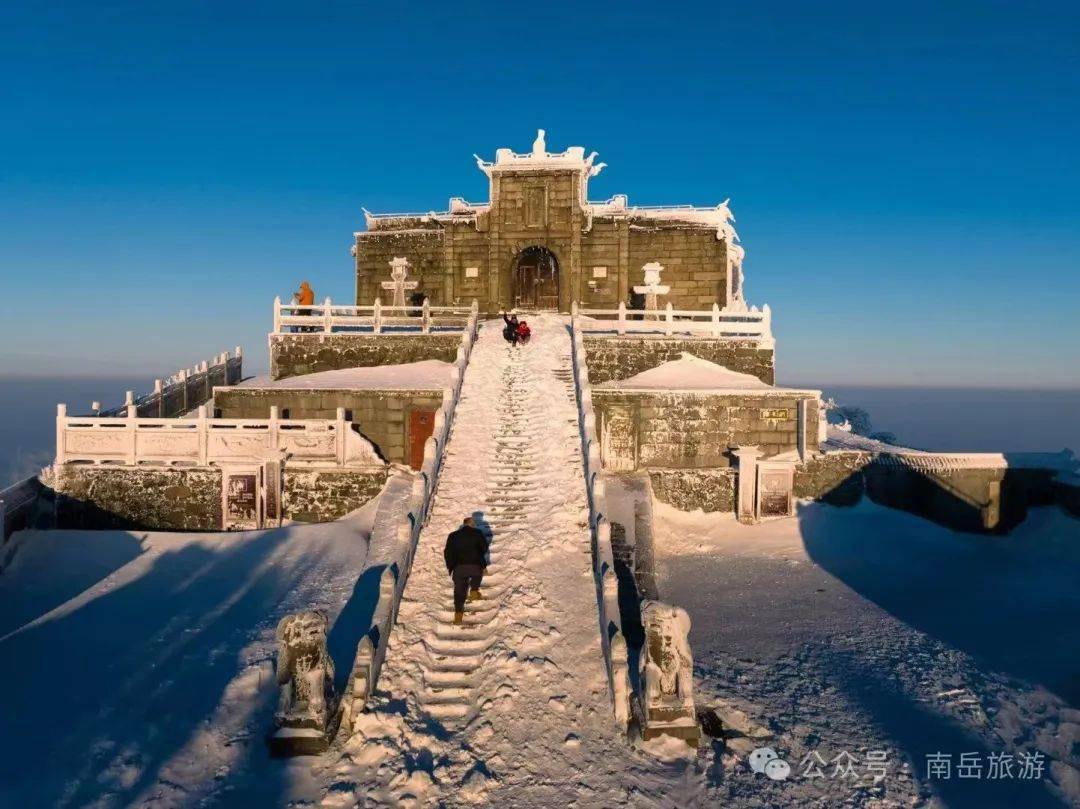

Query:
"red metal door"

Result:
[[408, 409, 436, 470]]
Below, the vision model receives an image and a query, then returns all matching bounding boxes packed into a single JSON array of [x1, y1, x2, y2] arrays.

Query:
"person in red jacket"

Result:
[[516, 320, 531, 344]]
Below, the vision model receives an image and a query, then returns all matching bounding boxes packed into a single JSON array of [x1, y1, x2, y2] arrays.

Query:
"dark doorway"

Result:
[[513, 246, 559, 310]]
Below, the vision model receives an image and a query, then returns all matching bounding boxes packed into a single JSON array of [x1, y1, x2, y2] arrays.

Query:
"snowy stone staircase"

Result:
[[416, 327, 553, 722]]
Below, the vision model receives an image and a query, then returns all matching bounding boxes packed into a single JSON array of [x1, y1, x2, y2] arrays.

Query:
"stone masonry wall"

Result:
[[794, 452, 873, 506], [270, 333, 460, 380], [56, 466, 223, 531], [282, 469, 387, 523], [55, 464, 388, 531], [593, 390, 819, 470], [355, 163, 732, 314], [626, 223, 728, 309], [583, 335, 775, 385], [648, 468, 736, 513], [215, 388, 443, 466]]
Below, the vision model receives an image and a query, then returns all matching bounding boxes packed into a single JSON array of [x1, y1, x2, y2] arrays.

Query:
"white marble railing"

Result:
[[568, 320, 633, 733], [273, 298, 478, 335], [572, 301, 774, 346], [55, 406, 382, 469]]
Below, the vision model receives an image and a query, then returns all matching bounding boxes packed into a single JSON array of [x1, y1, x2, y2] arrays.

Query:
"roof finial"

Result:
[[532, 129, 546, 158]]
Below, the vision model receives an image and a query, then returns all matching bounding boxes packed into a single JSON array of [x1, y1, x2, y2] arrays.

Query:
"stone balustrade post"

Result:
[[323, 297, 333, 333], [127, 403, 138, 464], [664, 302, 674, 336], [273, 296, 282, 334], [197, 405, 209, 465], [336, 407, 347, 466], [617, 300, 626, 335], [56, 404, 67, 465], [373, 298, 382, 334], [269, 406, 280, 453]]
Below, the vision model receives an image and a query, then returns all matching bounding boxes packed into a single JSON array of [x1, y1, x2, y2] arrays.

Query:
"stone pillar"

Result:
[[733, 446, 763, 524]]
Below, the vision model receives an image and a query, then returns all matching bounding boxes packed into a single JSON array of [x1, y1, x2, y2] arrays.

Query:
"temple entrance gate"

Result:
[[513, 246, 560, 310]]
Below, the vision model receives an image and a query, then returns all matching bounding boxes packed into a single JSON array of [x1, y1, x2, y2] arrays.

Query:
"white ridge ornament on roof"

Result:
[[473, 129, 606, 178]]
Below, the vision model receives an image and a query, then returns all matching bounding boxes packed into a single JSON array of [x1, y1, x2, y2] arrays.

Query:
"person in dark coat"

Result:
[[501, 311, 518, 343], [444, 516, 489, 624]]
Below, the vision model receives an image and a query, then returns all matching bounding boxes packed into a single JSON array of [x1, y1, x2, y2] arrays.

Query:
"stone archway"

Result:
[[512, 246, 560, 310]]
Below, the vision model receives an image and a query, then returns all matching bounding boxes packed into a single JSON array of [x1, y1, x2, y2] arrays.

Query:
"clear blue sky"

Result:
[[1, 1, 1078, 387]]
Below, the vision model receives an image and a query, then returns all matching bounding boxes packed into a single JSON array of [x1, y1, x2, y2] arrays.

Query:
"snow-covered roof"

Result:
[[234, 361, 452, 391], [473, 129, 606, 179], [594, 353, 817, 395], [358, 132, 740, 244], [586, 195, 739, 242]]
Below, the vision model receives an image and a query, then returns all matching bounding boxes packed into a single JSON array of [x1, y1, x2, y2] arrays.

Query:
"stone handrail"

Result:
[[273, 297, 479, 335], [55, 406, 382, 469], [568, 318, 633, 733], [97, 349, 243, 418], [339, 309, 480, 732], [572, 300, 773, 346]]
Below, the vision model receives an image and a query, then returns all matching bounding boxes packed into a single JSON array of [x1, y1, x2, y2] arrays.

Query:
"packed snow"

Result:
[[0, 502, 378, 807], [650, 498, 1080, 807], [594, 352, 779, 391], [237, 360, 453, 390]]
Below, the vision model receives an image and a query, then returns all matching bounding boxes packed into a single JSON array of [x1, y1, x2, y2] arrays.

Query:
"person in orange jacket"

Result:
[[295, 281, 315, 332]]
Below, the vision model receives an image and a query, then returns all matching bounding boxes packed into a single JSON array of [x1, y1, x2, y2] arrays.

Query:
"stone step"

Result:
[[434, 622, 492, 641], [434, 607, 496, 624], [424, 669, 476, 689], [426, 654, 482, 673], [422, 686, 474, 705], [425, 702, 471, 721], [427, 636, 492, 657]]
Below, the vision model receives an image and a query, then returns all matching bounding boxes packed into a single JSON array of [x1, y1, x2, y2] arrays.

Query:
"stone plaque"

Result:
[[592, 266, 608, 278], [223, 469, 261, 530], [464, 266, 479, 278], [264, 459, 282, 525], [757, 467, 793, 518], [761, 408, 789, 420]]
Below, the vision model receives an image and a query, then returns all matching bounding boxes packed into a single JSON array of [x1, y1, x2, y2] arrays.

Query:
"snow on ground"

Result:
[[594, 351, 777, 391], [652, 499, 1080, 808], [310, 316, 721, 807], [238, 360, 452, 390], [0, 499, 378, 808]]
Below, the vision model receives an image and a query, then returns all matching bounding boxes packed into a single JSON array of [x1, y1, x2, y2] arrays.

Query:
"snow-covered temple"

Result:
[[355, 129, 747, 314]]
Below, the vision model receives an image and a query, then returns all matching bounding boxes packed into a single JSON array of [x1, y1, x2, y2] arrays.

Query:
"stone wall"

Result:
[[626, 222, 728, 309], [215, 388, 443, 466], [54, 464, 388, 531], [355, 163, 733, 314], [794, 452, 873, 506], [593, 390, 819, 470], [56, 466, 223, 531], [281, 469, 387, 523], [648, 468, 736, 513], [583, 335, 774, 385], [270, 333, 460, 380]]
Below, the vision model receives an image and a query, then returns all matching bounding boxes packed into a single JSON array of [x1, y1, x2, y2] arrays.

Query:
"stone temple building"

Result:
[[354, 130, 746, 314]]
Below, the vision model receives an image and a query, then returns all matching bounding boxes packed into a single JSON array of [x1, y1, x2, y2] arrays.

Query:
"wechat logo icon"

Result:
[[749, 747, 791, 781]]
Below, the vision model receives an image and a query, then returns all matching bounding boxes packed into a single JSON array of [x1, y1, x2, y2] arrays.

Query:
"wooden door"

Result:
[[408, 409, 436, 470]]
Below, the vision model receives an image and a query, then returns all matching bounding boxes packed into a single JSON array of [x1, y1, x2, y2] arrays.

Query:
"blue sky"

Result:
[[1, 1, 1078, 387]]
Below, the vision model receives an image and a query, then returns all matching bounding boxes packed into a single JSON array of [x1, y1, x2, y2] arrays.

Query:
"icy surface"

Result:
[[237, 360, 452, 390], [0, 502, 377, 807], [595, 352, 774, 391]]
